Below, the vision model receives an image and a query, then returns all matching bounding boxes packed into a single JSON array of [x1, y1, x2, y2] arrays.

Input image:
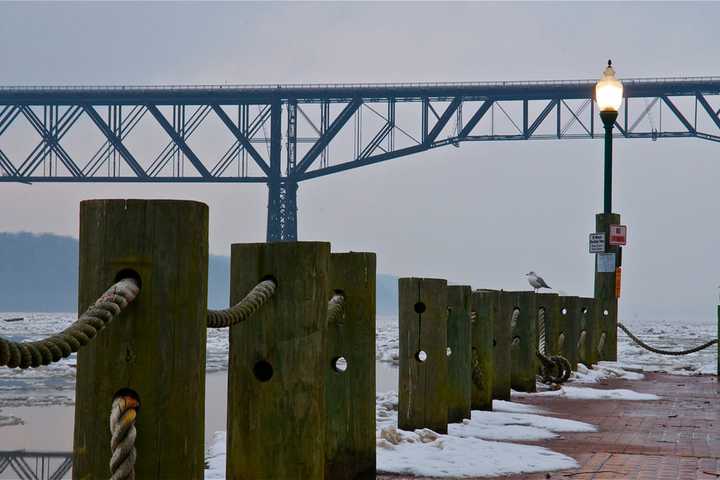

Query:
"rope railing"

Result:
[[0, 278, 140, 369], [510, 308, 520, 330], [537, 351, 572, 384], [327, 294, 345, 323], [110, 394, 139, 480], [206, 279, 277, 328], [557, 332, 566, 350], [618, 322, 718, 356]]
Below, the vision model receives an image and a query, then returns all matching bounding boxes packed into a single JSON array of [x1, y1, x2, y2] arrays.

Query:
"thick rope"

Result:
[[207, 279, 276, 328], [510, 308, 520, 330], [537, 351, 572, 384], [597, 332, 607, 355], [576, 330, 587, 351], [327, 294, 345, 324], [557, 332, 565, 350], [537, 308, 546, 355], [110, 395, 139, 480], [0, 278, 140, 369], [618, 322, 718, 356]]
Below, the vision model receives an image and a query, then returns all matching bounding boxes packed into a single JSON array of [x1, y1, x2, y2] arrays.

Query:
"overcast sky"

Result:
[[1, 2, 718, 322]]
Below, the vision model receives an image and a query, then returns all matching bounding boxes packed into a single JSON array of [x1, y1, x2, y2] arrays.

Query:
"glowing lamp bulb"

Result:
[[595, 60, 624, 112]]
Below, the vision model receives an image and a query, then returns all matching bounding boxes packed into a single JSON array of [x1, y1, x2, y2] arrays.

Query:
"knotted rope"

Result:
[[207, 279, 277, 328], [618, 322, 717, 356], [0, 278, 140, 369], [537, 351, 572, 384], [327, 294, 345, 324], [510, 308, 520, 330], [110, 394, 139, 480]]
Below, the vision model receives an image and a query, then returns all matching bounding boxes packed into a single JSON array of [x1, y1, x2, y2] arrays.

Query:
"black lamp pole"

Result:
[[600, 109, 618, 214]]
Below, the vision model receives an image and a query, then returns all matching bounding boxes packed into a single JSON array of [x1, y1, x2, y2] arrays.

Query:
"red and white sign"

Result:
[[609, 224, 627, 246]]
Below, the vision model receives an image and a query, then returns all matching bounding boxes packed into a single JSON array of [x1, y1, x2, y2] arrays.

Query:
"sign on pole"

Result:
[[589, 233, 606, 254], [609, 225, 627, 246], [597, 252, 616, 273]]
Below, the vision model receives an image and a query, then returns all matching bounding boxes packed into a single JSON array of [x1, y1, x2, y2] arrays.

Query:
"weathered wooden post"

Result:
[[594, 213, 622, 361], [447, 285, 472, 423], [227, 242, 329, 480], [503, 291, 537, 393], [717, 304, 719, 380], [73, 199, 209, 479], [325, 252, 376, 480], [577, 297, 598, 367], [557, 296, 580, 371], [487, 289, 511, 401], [536, 293, 560, 356], [399, 278, 448, 434], [470, 290, 495, 410], [597, 298, 618, 361]]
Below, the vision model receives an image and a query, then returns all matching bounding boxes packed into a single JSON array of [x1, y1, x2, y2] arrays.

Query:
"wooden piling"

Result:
[[557, 296, 580, 370], [227, 242, 330, 480], [325, 252, 376, 480], [576, 297, 598, 367], [594, 213, 621, 361], [447, 285, 472, 423], [597, 298, 618, 361], [398, 278, 448, 434], [73, 199, 209, 479], [470, 290, 495, 410], [487, 289, 511, 401], [503, 291, 537, 393]]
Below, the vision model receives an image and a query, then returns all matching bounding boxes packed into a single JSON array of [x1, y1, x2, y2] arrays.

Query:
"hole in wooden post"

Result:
[[261, 274, 278, 285], [581, 307, 588, 314], [415, 350, 427, 362], [446, 347, 452, 357], [332, 356, 348, 373], [414, 302, 426, 314], [561, 308, 568, 315], [253, 360, 273, 382], [493, 338, 497, 347], [603, 309, 609, 316], [113, 388, 141, 411], [114, 269, 142, 289]]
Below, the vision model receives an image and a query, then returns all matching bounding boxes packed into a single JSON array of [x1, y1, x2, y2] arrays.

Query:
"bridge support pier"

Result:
[[266, 178, 298, 242]]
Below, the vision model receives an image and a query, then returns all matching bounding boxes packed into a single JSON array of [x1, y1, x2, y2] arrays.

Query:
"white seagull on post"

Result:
[[526, 271, 551, 293]]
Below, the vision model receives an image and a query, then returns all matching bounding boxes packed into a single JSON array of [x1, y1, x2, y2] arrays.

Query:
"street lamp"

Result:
[[595, 60, 623, 214]]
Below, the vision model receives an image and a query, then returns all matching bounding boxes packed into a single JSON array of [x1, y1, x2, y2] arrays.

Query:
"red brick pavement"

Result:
[[378, 373, 720, 480]]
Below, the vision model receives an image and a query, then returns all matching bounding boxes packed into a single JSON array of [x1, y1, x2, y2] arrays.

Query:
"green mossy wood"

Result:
[[485, 289, 511, 401], [227, 242, 330, 480], [594, 212, 621, 361], [504, 291, 537, 393], [557, 296, 580, 370], [597, 298, 618, 361], [470, 290, 496, 410], [325, 252, 376, 480], [398, 278, 449, 434], [447, 285, 472, 423], [73, 200, 209, 480]]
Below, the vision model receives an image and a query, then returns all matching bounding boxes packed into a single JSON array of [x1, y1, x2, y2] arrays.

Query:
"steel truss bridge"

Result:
[[1, 77, 719, 240], [0, 451, 72, 480]]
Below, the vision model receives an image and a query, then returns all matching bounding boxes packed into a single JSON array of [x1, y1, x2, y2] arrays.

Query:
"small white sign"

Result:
[[609, 224, 627, 246], [589, 233, 606, 254], [597, 252, 616, 273]]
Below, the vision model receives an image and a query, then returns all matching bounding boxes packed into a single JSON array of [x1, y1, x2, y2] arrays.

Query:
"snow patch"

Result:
[[514, 386, 660, 401]]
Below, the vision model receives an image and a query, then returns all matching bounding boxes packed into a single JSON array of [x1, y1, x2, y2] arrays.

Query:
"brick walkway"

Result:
[[379, 373, 720, 480]]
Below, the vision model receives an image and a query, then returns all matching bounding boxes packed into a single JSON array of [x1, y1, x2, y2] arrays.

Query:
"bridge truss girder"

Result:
[[0, 78, 719, 241]]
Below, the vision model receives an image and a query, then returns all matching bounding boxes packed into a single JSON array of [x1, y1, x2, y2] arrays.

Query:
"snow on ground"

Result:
[[202, 391, 585, 479], [571, 362, 645, 383], [514, 386, 660, 401]]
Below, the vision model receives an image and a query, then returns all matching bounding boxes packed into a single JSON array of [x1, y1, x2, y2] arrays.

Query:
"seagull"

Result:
[[526, 271, 551, 293]]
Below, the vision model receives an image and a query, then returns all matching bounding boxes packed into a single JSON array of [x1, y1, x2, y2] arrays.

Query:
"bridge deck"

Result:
[[379, 372, 720, 480]]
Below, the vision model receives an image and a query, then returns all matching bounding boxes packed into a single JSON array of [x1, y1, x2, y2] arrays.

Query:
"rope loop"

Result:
[[110, 394, 139, 480], [618, 322, 717, 356], [0, 278, 140, 369], [207, 279, 277, 328]]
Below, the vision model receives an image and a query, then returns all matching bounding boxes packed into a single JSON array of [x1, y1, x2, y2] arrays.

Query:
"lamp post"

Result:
[[595, 60, 624, 214], [593, 60, 624, 362]]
